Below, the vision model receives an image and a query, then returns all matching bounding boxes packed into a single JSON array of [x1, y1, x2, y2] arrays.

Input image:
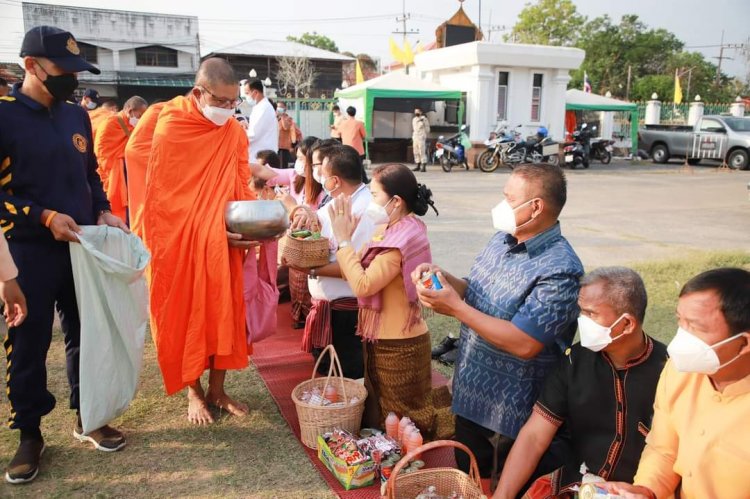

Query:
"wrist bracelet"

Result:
[[44, 210, 58, 228]]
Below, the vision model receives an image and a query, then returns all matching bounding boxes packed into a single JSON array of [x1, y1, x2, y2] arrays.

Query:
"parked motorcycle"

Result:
[[435, 125, 471, 172], [562, 124, 592, 169], [504, 127, 560, 167], [478, 123, 522, 172], [590, 135, 614, 164]]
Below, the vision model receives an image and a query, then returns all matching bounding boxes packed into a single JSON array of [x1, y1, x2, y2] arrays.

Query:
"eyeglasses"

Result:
[[312, 162, 323, 167], [197, 85, 241, 109]]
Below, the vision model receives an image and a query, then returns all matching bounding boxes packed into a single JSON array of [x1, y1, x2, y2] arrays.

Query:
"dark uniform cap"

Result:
[[83, 88, 99, 102], [19, 26, 101, 75]]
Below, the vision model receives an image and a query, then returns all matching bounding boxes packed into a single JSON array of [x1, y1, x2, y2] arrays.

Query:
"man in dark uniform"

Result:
[[0, 26, 129, 484]]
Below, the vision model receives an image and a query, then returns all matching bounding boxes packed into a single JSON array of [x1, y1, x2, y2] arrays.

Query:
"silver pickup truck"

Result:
[[638, 115, 750, 170]]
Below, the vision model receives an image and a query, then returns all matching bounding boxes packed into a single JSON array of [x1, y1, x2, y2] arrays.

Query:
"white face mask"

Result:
[[312, 166, 322, 184], [365, 198, 393, 225], [578, 314, 626, 352], [201, 105, 234, 126], [85, 101, 97, 110], [129, 116, 139, 127], [667, 327, 745, 374], [294, 159, 306, 177], [491, 199, 535, 235]]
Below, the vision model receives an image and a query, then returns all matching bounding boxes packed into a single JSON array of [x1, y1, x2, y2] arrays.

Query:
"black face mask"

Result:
[[36, 62, 78, 101]]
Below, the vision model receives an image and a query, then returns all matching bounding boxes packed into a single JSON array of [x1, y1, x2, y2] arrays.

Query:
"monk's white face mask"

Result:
[[201, 105, 234, 126]]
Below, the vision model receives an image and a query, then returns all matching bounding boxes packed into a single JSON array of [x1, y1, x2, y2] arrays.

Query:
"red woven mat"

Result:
[[252, 302, 457, 498]]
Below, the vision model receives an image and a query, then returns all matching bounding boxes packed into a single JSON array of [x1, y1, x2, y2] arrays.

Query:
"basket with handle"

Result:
[[385, 440, 486, 499], [281, 206, 331, 268], [291, 344, 368, 449]]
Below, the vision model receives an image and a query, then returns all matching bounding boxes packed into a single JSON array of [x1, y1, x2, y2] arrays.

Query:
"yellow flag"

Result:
[[403, 40, 415, 65], [674, 70, 683, 104], [355, 59, 364, 85], [389, 37, 405, 64]]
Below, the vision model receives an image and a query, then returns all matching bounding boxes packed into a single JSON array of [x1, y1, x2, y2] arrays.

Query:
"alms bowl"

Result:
[[225, 200, 289, 240]]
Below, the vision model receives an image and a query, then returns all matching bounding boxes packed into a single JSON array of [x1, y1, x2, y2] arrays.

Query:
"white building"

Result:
[[415, 41, 585, 142], [22, 2, 200, 102]]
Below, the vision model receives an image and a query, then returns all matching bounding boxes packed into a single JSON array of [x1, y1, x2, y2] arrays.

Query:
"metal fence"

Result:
[[281, 98, 337, 141], [635, 102, 741, 124]]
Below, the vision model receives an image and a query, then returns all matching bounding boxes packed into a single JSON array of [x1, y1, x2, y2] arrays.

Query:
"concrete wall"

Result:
[[423, 65, 570, 142]]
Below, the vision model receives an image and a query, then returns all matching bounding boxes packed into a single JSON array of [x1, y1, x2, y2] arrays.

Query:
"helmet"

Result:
[[536, 126, 548, 138]]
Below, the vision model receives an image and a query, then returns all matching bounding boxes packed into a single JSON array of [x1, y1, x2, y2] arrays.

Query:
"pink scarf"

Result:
[[357, 215, 432, 342]]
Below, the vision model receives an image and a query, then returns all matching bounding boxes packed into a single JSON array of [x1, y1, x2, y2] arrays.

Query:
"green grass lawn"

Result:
[[0, 250, 747, 498]]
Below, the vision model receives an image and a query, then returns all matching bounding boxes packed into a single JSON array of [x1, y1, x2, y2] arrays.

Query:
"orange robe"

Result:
[[143, 96, 254, 395], [88, 107, 114, 142], [95, 111, 134, 221], [124, 102, 165, 239]]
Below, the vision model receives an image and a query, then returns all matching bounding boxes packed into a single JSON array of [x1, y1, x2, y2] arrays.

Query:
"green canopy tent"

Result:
[[335, 71, 463, 159], [566, 89, 639, 154]]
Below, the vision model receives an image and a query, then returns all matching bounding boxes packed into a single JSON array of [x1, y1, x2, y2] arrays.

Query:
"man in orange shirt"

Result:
[[124, 101, 165, 238], [143, 58, 255, 425], [339, 106, 366, 161], [604, 268, 750, 499], [95, 95, 148, 222], [276, 101, 296, 168]]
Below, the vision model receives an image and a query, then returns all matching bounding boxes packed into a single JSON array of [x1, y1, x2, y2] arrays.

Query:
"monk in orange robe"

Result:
[[143, 58, 255, 425], [88, 101, 117, 142], [94, 96, 148, 221], [124, 101, 165, 238]]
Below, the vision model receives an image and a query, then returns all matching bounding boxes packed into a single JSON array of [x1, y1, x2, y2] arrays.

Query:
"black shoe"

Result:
[[5, 438, 45, 484], [292, 320, 306, 330], [412, 164, 421, 172], [431, 336, 458, 359], [439, 346, 459, 365], [421, 163, 427, 172]]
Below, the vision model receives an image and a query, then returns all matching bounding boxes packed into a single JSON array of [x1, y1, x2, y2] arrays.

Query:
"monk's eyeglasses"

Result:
[[197, 85, 241, 109]]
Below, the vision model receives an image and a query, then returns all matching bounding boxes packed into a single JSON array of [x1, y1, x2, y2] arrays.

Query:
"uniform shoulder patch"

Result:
[[72, 133, 87, 153], [0, 96, 16, 102]]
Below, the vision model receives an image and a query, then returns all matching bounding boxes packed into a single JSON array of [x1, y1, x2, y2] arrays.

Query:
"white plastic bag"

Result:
[[69, 226, 151, 434]]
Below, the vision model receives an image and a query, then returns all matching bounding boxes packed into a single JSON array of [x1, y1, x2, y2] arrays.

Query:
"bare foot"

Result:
[[206, 390, 249, 417], [187, 386, 214, 425]]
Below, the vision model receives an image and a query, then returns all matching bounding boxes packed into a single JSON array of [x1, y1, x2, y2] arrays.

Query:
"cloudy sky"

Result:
[[1, 0, 748, 79]]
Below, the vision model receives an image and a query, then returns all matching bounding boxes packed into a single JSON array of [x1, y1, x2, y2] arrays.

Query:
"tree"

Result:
[[570, 15, 683, 98], [507, 0, 586, 46], [286, 32, 339, 53], [276, 55, 318, 99], [341, 52, 379, 85]]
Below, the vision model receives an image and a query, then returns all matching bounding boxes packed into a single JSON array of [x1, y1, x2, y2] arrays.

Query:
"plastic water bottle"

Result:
[[398, 416, 412, 446], [385, 412, 399, 439]]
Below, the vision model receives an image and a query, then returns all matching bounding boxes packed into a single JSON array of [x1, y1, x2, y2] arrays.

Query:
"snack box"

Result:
[[317, 435, 377, 490]]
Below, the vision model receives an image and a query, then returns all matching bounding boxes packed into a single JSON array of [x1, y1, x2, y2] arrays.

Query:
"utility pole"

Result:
[[478, 0, 482, 38], [394, 0, 419, 46], [712, 30, 746, 86], [626, 65, 632, 100], [393, 0, 419, 73]]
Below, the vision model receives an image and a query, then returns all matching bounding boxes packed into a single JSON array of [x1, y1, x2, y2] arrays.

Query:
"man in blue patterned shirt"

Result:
[[416, 163, 583, 482]]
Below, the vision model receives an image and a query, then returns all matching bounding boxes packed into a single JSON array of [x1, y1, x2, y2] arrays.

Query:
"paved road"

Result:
[[385, 160, 750, 276]]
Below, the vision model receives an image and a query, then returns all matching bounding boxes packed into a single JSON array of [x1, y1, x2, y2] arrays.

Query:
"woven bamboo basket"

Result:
[[385, 440, 486, 499], [281, 206, 330, 269], [291, 345, 368, 449]]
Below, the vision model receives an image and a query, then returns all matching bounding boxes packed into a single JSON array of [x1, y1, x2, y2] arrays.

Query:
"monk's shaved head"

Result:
[[196, 58, 237, 88], [123, 95, 148, 112]]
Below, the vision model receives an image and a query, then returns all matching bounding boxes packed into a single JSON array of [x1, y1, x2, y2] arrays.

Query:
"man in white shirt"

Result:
[[244, 79, 278, 162], [296, 144, 375, 378]]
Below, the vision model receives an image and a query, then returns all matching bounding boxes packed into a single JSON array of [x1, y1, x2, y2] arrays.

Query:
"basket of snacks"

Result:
[[292, 345, 368, 449], [281, 206, 330, 268], [385, 440, 486, 499]]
